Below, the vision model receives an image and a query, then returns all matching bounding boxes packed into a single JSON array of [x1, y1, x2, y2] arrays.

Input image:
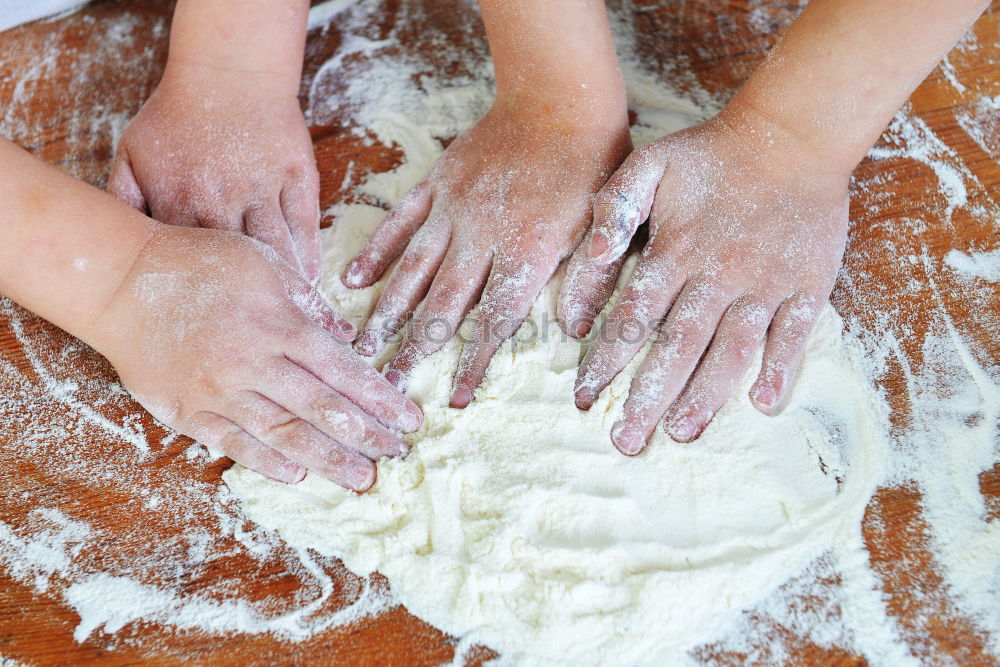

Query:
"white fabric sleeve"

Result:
[[0, 0, 88, 32]]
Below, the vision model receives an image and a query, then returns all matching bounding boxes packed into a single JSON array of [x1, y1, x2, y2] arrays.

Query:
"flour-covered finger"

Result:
[[574, 255, 681, 410], [290, 326, 423, 432], [750, 294, 822, 415], [264, 363, 406, 460], [188, 412, 304, 484], [272, 259, 355, 342], [558, 228, 628, 338], [343, 182, 433, 288], [665, 297, 775, 443], [449, 259, 554, 409], [609, 279, 730, 444], [587, 143, 668, 263], [382, 246, 492, 392], [609, 330, 703, 456], [232, 391, 376, 491], [353, 220, 450, 358], [281, 169, 322, 284], [245, 200, 303, 277]]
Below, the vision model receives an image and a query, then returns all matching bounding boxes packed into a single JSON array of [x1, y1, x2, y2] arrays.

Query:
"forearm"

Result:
[[479, 0, 627, 125], [727, 0, 989, 173], [165, 0, 310, 97], [0, 139, 155, 346]]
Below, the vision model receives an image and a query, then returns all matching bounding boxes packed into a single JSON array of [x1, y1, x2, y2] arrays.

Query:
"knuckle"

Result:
[[661, 325, 692, 354], [633, 142, 660, 163], [265, 414, 305, 442], [399, 247, 428, 270]]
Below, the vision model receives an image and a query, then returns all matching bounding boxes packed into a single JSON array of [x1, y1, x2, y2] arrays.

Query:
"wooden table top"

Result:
[[0, 0, 997, 664]]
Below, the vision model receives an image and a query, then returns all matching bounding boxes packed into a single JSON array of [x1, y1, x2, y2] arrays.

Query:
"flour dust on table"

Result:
[[225, 6, 892, 662]]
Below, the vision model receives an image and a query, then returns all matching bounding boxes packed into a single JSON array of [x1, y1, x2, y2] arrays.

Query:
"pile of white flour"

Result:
[[227, 284, 887, 664], [224, 4, 892, 661]]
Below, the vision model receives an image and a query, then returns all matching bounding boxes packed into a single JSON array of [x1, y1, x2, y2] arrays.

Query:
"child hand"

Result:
[[561, 108, 849, 454], [109, 66, 322, 283], [342, 103, 631, 407], [90, 226, 422, 490]]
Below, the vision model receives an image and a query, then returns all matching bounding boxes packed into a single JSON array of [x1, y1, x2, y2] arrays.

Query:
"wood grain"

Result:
[[0, 0, 997, 664]]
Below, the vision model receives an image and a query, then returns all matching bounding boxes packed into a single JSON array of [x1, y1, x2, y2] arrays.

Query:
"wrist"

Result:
[[162, 55, 302, 100], [493, 81, 628, 133], [716, 97, 859, 179], [73, 225, 157, 354]]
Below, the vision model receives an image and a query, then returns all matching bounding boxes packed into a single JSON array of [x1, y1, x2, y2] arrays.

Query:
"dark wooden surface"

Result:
[[0, 0, 997, 664]]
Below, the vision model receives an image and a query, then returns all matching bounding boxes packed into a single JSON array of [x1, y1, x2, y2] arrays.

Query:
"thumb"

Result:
[[107, 147, 147, 213], [587, 142, 668, 264], [557, 232, 627, 339]]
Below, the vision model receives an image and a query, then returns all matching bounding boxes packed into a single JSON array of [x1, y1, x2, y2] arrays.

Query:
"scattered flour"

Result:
[[945, 248, 1000, 282]]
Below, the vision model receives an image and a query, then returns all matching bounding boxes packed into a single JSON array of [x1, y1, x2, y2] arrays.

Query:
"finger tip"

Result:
[[341, 264, 368, 289], [588, 233, 609, 259], [354, 334, 378, 358], [611, 422, 645, 456], [278, 462, 307, 484], [574, 388, 596, 411], [384, 368, 406, 391], [350, 464, 376, 493], [335, 320, 357, 342], [666, 415, 701, 443], [750, 384, 779, 415], [399, 405, 423, 432], [573, 320, 592, 339], [449, 386, 473, 409]]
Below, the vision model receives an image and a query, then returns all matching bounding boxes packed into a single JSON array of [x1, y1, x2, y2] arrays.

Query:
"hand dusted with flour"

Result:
[[565, 113, 849, 453], [110, 0, 322, 281], [91, 229, 422, 490], [565, 0, 990, 452], [347, 105, 631, 404], [343, 0, 631, 406]]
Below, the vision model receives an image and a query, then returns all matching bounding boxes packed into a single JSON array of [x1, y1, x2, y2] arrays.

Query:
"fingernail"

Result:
[[337, 319, 356, 339], [279, 462, 306, 484], [342, 262, 364, 288], [611, 422, 644, 456], [354, 332, 377, 357], [574, 387, 596, 410], [667, 416, 699, 442], [573, 320, 592, 338], [450, 386, 472, 409], [588, 233, 609, 259], [752, 385, 777, 412], [384, 369, 405, 390], [398, 405, 423, 432], [348, 462, 376, 492]]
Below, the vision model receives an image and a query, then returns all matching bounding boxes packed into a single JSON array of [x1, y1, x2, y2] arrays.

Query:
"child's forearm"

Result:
[[727, 0, 989, 174], [479, 0, 627, 125], [0, 139, 155, 344], [165, 0, 310, 96]]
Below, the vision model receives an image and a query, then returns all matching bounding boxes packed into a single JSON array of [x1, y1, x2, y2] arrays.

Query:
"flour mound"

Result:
[[226, 245, 886, 665]]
